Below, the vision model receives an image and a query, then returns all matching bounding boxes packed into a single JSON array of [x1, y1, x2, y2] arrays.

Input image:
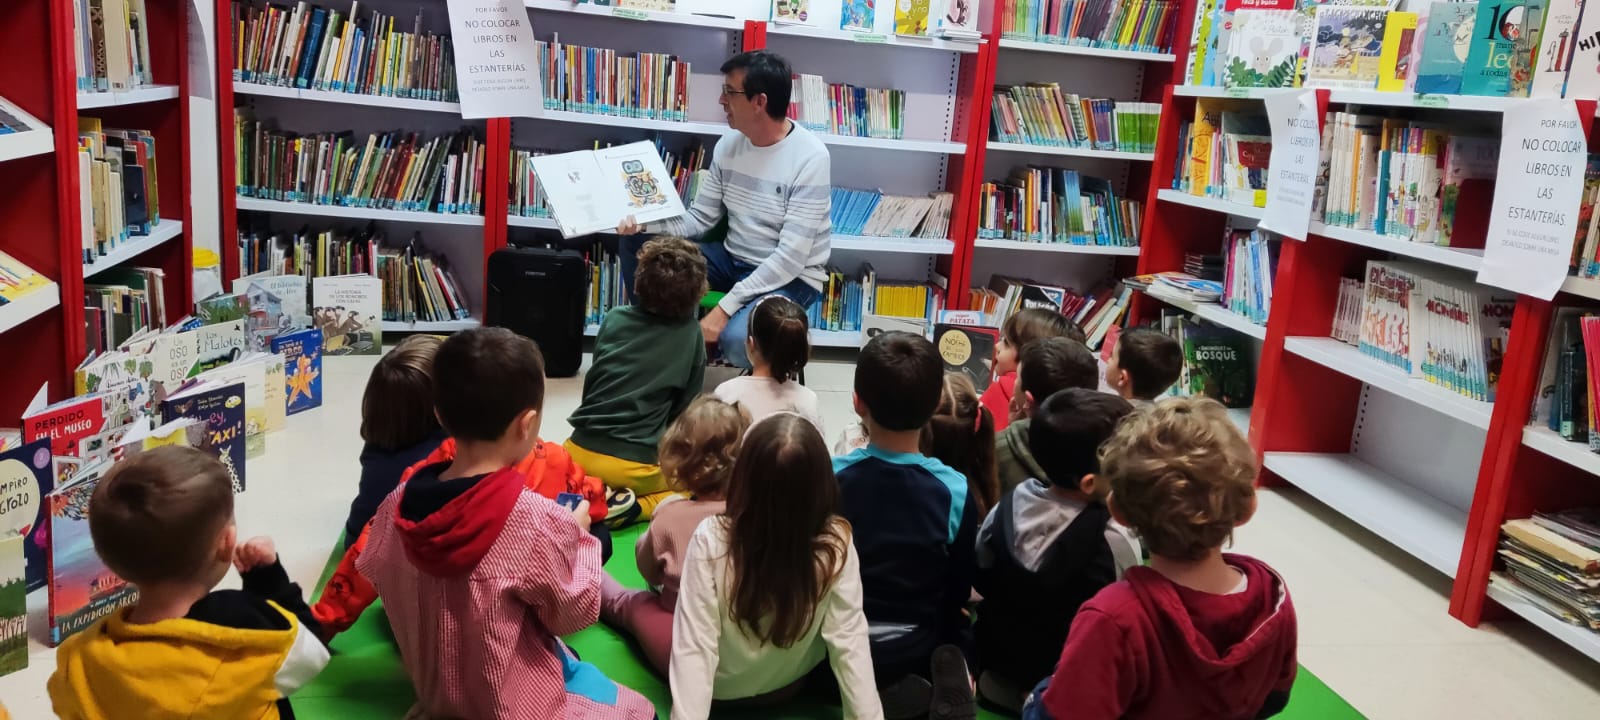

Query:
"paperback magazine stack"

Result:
[[1496, 512, 1600, 631], [79, 120, 164, 264], [234, 112, 485, 216], [789, 73, 905, 140], [511, 138, 709, 220], [1172, 98, 1269, 205], [830, 189, 954, 239], [1314, 113, 1497, 248], [1353, 260, 1514, 402], [990, 86, 1159, 153], [534, 36, 691, 121], [72, 0, 154, 92], [997, 0, 1181, 53], [978, 166, 1141, 247], [969, 275, 1133, 349], [230, 0, 459, 102]]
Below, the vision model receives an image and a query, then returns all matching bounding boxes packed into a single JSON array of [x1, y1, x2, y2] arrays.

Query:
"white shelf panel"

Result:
[[1522, 425, 1600, 476], [1263, 451, 1465, 576], [0, 127, 53, 163], [832, 235, 953, 254], [1147, 291, 1266, 339], [974, 238, 1140, 256], [1310, 222, 1485, 272], [814, 132, 966, 155], [233, 82, 463, 114], [382, 317, 480, 332], [0, 283, 62, 336], [986, 141, 1154, 161], [524, 0, 747, 29], [587, 322, 862, 347], [769, 24, 982, 53], [507, 215, 560, 230], [534, 108, 728, 136], [236, 197, 486, 226], [1487, 572, 1600, 663], [1561, 276, 1600, 301], [84, 221, 183, 278], [1283, 336, 1493, 429], [77, 85, 181, 109], [1156, 189, 1265, 220], [997, 38, 1174, 62], [1172, 85, 1527, 113]]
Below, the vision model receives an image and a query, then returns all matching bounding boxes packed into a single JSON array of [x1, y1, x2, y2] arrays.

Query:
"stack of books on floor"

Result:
[[1157, 309, 1255, 408], [231, 0, 459, 101], [809, 266, 944, 334], [970, 275, 1132, 349], [1171, 98, 1269, 205], [990, 86, 1158, 153], [788, 73, 905, 140], [0, 251, 53, 308], [84, 267, 168, 354], [998, 0, 1181, 53], [1222, 229, 1276, 325], [1497, 513, 1600, 630], [978, 167, 1141, 247], [1352, 260, 1514, 402], [234, 112, 486, 216], [512, 137, 709, 220], [72, 0, 154, 92], [79, 120, 163, 263], [534, 38, 691, 120], [1314, 114, 1496, 247], [830, 189, 954, 239]]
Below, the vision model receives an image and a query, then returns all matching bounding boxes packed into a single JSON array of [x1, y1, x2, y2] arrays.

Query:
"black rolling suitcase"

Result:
[[486, 246, 589, 377]]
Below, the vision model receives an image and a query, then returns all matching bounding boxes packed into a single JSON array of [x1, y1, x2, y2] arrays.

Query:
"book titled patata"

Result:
[[530, 141, 687, 239]]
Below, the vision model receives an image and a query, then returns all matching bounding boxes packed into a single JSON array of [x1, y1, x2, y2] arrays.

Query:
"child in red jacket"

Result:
[[978, 308, 1082, 433], [1022, 397, 1297, 720]]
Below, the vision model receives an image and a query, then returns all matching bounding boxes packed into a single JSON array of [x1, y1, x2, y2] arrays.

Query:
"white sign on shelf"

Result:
[[1478, 100, 1587, 300], [1258, 89, 1320, 241], [446, 0, 543, 119]]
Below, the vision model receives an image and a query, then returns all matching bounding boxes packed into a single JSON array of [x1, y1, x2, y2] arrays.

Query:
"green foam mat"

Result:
[[293, 527, 1363, 719]]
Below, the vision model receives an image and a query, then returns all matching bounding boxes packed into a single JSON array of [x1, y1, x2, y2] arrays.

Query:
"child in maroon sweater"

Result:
[[1023, 397, 1297, 720]]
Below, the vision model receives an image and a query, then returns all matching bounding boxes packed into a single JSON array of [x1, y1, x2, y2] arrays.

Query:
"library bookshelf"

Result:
[[0, 0, 192, 428]]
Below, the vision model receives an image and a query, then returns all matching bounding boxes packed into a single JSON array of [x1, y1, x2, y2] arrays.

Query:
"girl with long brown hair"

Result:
[[668, 414, 882, 719], [923, 372, 1000, 518]]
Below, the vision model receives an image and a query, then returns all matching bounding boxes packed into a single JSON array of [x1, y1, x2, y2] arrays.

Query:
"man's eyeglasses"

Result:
[[720, 85, 755, 99]]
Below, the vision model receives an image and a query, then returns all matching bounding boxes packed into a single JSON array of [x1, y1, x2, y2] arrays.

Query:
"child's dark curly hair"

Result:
[[659, 396, 751, 497], [634, 236, 709, 319]]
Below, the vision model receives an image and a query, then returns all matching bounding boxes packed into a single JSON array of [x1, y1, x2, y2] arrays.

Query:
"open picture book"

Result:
[[530, 141, 688, 238]]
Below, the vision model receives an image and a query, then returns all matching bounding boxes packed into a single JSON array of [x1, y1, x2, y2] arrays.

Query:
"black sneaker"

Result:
[[603, 488, 641, 529], [878, 674, 932, 720], [929, 645, 977, 720]]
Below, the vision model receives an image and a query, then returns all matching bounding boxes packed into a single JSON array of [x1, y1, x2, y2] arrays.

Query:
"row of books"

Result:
[[997, 0, 1181, 53], [85, 266, 167, 355], [809, 264, 945, 333], [1535, 309, 1600, 447], [990, 86, 1159, 154], [1496, 512, 1600, 631], [234, 112, 486, 216], [72, 0, 154, 92], [0, 251, 53, 308], [236, 223, 471, 326], [1156, 311, 1254, 408], [1314, 113, 1497, 248], [830, 188, 954, 239], [789, 74, 905, 140], [772, 0, 983, 40], [1221, 229, 1276, 325], [79, 120, 163, 264], [534, 36, 691, 121], [1350, 260, 1515, 402], [1571, 160, 1600, 280], [968, 275, 1132, 349], [582, 242, 626, 328], [511, 138, 709, 220], [230, 0, 459, 102], [1172, 100, 1267, 206], [978, 166, 1141, 247]]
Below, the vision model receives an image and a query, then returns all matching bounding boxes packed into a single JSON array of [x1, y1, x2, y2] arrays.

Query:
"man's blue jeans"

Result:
[[620, 236, 819, 368]]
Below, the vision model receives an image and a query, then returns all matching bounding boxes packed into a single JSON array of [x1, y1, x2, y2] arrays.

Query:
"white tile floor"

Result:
[[5, 351, 1600, 718]]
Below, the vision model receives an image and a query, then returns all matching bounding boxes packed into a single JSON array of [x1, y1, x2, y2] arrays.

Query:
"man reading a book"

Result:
[[617, 50, 831, 369]]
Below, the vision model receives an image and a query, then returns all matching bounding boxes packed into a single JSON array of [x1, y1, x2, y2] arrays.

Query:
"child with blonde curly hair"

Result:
[[599, 396, 750, 674]]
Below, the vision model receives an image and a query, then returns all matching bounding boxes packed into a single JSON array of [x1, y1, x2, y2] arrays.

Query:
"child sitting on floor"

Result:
[[996, 337, 1100, 493], [670, 414, 882, 719], [975, 389, 1140, 712], [49, 446, 329, 719], [714, 295, 823, 432], [600, 396, 749, 674], [1023, 398, 1298, 720], [343, 335, 447, 548], [923, 372, 999, 518], [359, 328, 653, 719], [568, 235, 708, 525], [1104, 326, 1184, 407], [979, 308, 1083, 432]]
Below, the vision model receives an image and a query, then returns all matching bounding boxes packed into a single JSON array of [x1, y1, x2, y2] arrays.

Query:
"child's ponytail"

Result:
[[748, 295, 811, 382], [923, 373, 1000, 516]]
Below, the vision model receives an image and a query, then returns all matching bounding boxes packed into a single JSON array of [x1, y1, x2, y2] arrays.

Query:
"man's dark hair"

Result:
[[1118, 327, 1184, 399], [1017, 337, 1098, 405], [1031, 389, 1134, 491], [855, 331, 943, 431], [91, 446, 235, 585], [634, 236, 709, 319], [434, 327, 546, 442], [721, 51, 792, 120]]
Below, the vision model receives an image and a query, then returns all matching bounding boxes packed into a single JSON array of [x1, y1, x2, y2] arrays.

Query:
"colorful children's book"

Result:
[[192, 355, 270, 459], [0, 534, 25, 676], [934, 323, 999, 392], [772, 0, 811, 23], [1376, 12, 1420, 92], [1223, 10, 1302, 88], [1185, 0, 1222, 85], [194, 292, 249, 325], [22, 393, 112, 457], [190, 319, 249, 376], [49, 460, 137, 645], [1180, 323, 1254, 407], [160, 381, 247, 493], [311, 275, 382, 356], [1305, 6, 1390, 89], [233, 274, 310, 352], [1439, 135, 1499, 248], [1415, 2, 1480, 94], [1462, 0, 1545, 96], [1562, 0, 1600, 98], [842, 0, 875, 29], [0, 438, 54, 591], [1531, 0, 1584, 97], [894, 0, 930, 35], [272, 328, 323, 415], [0, 250, 52, 305]]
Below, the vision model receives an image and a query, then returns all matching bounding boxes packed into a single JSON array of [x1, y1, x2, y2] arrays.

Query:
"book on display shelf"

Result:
[[0, 438, 55, 593], [73, 0, 155, 92], [1353, 260, 1513, 402], [79, 120, 163, 264], [999, 0, 1180, 52], [312, 274, 383, 356], [85, 267, 168, 355], [1172, 98, 1268, 206]]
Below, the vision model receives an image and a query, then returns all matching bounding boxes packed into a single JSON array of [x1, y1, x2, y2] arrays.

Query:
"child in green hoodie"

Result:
[[996, 337, 1100, 494]]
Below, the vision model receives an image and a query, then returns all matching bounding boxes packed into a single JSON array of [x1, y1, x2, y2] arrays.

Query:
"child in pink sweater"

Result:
[[601, 396, 750, 673]]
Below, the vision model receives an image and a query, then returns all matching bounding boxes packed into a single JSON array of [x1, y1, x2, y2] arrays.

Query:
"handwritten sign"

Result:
[[1259, 89, 1320, 240], [1478, 100, 1586, 299], [446, 0, 543, 119]]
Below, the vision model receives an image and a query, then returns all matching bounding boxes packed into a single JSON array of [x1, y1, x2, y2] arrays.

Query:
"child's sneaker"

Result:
[[929, 645, 977, 720], [604, 487, 641, 529], [878, 674, 932, 720]]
